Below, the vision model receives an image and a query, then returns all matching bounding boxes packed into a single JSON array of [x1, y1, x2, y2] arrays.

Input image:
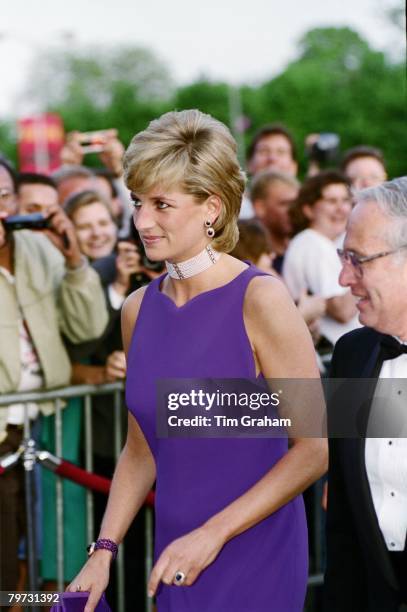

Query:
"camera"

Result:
[[307, 133, 340, 165], [3, 213, 50, 232], [77, 130, 110, 154]]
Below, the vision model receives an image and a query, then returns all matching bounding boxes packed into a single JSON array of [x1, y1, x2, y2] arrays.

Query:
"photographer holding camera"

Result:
[[0, 158, 108, 593]]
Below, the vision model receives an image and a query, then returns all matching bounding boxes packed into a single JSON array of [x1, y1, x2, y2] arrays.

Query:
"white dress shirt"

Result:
[[283, 229, 360, 344], [365, 345, 407, 551]]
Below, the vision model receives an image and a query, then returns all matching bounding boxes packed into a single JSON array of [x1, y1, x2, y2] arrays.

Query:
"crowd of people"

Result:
[[0, 110, 405, 612]]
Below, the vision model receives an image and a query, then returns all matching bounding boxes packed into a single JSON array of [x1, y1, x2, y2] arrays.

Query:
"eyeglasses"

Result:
[[337, 246, 407, 278]]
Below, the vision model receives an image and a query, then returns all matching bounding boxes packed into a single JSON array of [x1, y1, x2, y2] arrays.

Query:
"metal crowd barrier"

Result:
[[0, 383, 154, 612], [0, 383, 325, 612]]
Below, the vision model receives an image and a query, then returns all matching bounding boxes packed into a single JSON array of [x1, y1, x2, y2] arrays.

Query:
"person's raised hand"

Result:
[[99, 129, 124, 177], [60, 131, 85, 166]]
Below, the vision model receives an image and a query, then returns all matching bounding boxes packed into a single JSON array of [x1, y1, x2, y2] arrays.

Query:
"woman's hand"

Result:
[[148, 523, 226, 597], [66, 550, 111, 612]]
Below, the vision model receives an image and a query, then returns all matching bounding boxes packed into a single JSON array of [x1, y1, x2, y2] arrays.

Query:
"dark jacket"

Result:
[[323, 326, 405, 611]]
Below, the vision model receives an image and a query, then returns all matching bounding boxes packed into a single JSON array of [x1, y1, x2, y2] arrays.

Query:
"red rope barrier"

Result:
[[56, 461, 110, 493], [0, 453, 155, 507], [54, 459, 155, 506]]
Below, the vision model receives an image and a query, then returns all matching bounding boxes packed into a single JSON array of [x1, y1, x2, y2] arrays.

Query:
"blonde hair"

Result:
[[123, 109, 246, 252]]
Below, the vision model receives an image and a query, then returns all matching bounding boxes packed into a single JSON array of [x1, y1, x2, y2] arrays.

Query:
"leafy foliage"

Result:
[[1, 26, 405, 177], [242, 27, 406, 176]]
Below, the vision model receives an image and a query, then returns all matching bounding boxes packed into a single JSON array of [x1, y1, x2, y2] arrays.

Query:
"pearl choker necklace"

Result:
[[166, 245, 221, 279]]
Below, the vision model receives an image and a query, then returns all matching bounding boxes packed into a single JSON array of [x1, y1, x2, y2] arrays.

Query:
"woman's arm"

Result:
[[148, 275, 328, 596], [67, 287, 156, 612], [210, 276, 327, 533], [97, 412, 156, 545]]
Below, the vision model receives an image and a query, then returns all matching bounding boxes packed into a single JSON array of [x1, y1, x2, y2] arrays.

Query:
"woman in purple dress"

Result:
[[69, 110, 327, 612]]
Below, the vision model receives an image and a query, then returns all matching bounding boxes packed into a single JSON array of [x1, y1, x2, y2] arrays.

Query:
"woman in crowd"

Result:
[[69, 109, 327, 612], [283, 170, 359, 351], [64, 190, 118, 262]]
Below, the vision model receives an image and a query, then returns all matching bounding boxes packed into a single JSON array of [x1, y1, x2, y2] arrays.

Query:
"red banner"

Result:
[[17, 113, 65, 174]]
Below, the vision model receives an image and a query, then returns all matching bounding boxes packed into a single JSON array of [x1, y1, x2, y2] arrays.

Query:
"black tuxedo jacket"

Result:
[[323, 326, 405, 612]]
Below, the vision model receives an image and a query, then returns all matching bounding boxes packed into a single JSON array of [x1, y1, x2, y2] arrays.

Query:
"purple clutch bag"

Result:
[[50, 592, 111, 612]]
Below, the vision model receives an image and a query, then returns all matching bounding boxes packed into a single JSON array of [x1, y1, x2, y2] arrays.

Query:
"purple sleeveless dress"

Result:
[[125, 264, 308, 611]]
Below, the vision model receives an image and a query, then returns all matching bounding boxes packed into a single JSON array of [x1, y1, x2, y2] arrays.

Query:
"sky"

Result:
[[0, 0, 403, 118]]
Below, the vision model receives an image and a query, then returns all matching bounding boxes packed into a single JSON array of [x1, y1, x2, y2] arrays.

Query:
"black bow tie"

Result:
[[380, 335, 407, 361]]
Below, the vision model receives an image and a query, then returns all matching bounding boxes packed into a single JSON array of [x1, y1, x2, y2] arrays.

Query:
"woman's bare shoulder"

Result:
[[243, 273, 307, 341], [244, 274, 293, 314], [122, 285, 149, 317], [244, 274, 319, 378]]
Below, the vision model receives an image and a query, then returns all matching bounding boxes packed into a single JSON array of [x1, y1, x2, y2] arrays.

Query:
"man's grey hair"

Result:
[[51, 164, 94, 185], [354, 176, 407, 252]]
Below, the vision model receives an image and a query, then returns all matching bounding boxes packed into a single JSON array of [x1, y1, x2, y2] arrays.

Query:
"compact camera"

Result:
[[3, 213, 50, 231], [77, 130, 111, 154], [307, 133, 340, 165]]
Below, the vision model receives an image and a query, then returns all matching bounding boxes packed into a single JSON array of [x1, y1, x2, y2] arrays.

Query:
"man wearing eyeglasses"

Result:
[[324, 176, 407, 611]]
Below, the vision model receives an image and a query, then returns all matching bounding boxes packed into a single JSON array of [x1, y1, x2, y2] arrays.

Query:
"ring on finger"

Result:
[[75, 585, 82, 592], [173, 571, 186, 586]]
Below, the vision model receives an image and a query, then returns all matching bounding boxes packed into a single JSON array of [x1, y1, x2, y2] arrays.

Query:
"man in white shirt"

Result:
[[324, 177, 407, 611]]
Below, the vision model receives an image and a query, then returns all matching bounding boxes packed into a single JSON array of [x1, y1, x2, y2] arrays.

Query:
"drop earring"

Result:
[[205, 219, 215, 238]]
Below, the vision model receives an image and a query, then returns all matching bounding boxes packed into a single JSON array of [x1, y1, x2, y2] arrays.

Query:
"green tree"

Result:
[[242, 27, 406, 177], [174, 81, 231, 126], [1, 26, 405, 177], [22, 44, 175, 149], [0, 122, 16, 165]]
